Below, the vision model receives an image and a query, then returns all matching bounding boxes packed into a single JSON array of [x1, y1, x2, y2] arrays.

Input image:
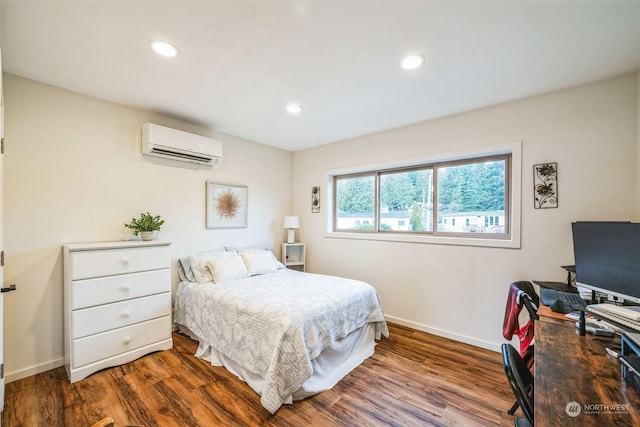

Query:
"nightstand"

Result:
[[282, 243, 305, 272]]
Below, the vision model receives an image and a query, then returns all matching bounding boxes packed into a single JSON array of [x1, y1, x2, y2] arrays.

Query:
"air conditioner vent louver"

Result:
[[148, 147, 214, 163], [141, 123, 222, 165]]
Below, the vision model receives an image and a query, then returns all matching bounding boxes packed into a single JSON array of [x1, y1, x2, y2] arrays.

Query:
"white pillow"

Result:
[[234, 246, 285, 270], [240, 250, 278, 276], [207, 255, 249, 283], [190, 249, 235, 283]]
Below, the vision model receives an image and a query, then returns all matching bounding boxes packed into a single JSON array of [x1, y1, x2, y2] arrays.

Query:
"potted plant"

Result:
[[124, 212, 165, 241]]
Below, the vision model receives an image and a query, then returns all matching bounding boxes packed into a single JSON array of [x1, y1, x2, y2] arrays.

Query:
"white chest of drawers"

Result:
[[63, 240, 173, 382]]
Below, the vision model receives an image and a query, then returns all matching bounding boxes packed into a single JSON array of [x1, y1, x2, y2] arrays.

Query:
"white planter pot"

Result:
[[141, 231, 154, 241]]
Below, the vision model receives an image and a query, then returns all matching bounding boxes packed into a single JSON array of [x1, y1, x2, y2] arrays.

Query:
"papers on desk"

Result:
[[577, 286, 595, 300]]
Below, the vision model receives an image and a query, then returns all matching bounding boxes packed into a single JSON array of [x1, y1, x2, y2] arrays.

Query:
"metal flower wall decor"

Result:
[[533, 162, 558, 209], [312, 186, 320, 213]]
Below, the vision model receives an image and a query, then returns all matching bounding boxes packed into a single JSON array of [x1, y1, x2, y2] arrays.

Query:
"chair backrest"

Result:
[[501, 343, 534, 423], [511, 281, 539, 318]]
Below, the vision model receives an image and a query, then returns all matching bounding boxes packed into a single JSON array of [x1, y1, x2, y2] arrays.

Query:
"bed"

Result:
[[172, 247, 388, 414]]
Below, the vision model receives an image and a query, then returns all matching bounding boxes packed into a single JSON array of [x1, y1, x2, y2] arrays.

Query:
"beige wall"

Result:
[[2, 74, 293, 381], [293, 73, 638, 350]]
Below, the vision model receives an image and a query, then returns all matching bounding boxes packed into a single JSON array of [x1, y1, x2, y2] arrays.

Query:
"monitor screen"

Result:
[[571, 221, 640, 304]]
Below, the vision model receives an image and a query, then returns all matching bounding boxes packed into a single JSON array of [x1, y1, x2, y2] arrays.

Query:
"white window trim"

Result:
[[324, 141, 522, 249]]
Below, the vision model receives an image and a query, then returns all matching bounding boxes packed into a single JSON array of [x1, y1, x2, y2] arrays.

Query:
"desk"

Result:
[[535, 314, 640, 425]]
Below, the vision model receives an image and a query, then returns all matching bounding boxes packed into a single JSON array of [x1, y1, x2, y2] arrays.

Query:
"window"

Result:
[[335, 175, 375, 230], [332, 153, 512, 241], [435, 157, 507, 235], [380, 168, 433, 232]]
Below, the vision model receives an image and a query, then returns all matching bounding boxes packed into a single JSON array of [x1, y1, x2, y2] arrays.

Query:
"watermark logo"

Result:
[[583, 403, 631, 415], [565, 400, 632, 417], [566, 401, 581, 417]]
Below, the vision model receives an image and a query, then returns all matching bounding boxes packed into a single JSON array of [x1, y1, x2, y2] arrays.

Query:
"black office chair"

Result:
[[501, 343, 534, 426]]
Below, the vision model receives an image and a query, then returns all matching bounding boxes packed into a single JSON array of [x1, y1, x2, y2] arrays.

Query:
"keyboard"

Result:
[[558, 291, 585, 306], [595, 304, 640, 321], [587, 304, 640, 332], [540, 289, 585, 313]]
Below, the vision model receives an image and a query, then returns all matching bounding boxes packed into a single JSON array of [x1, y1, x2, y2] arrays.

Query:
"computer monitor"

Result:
[[571, 221, 640, 304]]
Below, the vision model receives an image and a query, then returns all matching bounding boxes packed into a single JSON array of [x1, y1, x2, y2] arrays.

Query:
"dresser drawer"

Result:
[[72, 293, 170, 339], [72, 316, 171, 368], [70, 245, 170, 280], [72, 269, 170, 309]]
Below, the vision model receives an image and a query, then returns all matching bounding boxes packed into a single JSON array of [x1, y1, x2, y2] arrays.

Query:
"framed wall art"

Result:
[[206, 182, 248, 228], [533, 162, 558, 209]]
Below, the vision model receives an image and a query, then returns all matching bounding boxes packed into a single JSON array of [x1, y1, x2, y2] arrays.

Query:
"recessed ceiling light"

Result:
[[150, 40, 179, 57], [286, 104, 303, 114], [401, 54, 425, 70]]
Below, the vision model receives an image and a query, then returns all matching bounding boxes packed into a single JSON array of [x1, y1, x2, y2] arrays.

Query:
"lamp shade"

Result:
[[283, 216, 300, 229]]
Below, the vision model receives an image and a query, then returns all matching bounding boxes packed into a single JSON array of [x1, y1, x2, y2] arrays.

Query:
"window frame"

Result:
[[325, 142, 522, 249]]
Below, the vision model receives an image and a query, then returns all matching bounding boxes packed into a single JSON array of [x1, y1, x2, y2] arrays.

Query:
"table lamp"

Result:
[[283, 216, 299, 243]]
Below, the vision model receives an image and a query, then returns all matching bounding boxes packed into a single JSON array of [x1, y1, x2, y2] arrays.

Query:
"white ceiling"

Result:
[[2, 1, 640, 152]]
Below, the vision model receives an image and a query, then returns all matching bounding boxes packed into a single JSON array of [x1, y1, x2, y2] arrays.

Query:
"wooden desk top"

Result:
[[535, 315, 640, 426], [537, 304, 573, 321]]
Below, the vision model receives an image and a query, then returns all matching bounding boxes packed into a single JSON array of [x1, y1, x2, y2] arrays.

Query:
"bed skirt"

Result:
[[178, 323, 376, 404]]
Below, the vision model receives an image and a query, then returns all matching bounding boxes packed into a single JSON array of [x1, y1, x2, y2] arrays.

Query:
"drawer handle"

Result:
[[123, 337, 131, 345], [121, 284, 131, 293], [121, 258, 131, 268], [121, 311, 131, 319]]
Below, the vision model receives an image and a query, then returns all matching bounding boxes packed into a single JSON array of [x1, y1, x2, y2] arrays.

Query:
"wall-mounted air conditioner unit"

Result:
[[141, 123, 222, 165]]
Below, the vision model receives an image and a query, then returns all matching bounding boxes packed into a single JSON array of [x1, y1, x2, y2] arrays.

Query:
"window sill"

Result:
[[325, 231, 521, 249]]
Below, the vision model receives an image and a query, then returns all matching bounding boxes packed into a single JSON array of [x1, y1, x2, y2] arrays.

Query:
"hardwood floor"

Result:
[[2, 323, 517, 426]]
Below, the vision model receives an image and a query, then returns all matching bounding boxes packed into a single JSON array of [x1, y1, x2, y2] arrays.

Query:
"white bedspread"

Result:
[[172, 268, 388, 413]]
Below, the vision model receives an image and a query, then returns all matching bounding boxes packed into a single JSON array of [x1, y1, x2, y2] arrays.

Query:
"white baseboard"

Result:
[[5, 357, 65, 384], [385, 315, 501, 353], [5, 320, 499, 384]]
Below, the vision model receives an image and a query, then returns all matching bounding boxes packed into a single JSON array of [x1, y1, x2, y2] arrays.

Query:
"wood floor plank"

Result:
[[76, 374, 139, 426], [34, 369, 65, 425], [2, 323, 517, 426]]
